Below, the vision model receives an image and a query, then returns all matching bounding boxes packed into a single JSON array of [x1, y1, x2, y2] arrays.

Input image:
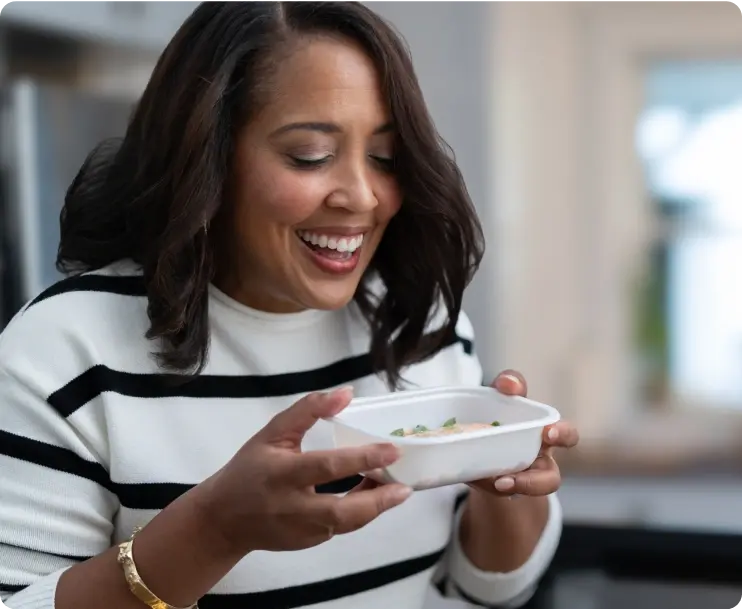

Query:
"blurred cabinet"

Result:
[[0, 79, 132, 322], [0, 1, 196, 51]]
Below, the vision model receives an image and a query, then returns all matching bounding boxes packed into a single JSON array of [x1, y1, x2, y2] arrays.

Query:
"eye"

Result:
[[370, 154, 395, 172], [287, 155, 333, 169]]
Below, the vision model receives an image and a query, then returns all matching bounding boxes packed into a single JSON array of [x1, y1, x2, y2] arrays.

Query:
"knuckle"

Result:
[[318, 455, 341, 481], [358, 448, 379, 472], [295, 394, 318, 415], [374, 492, 389, 516], [271, 455, 298, 484], [517, 475, 534, 495], [325, 502, 346, 528], [295, 391, 321, 412]]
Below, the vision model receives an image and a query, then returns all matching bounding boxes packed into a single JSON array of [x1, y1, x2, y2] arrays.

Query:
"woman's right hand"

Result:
[[195, 386, 412, 555]]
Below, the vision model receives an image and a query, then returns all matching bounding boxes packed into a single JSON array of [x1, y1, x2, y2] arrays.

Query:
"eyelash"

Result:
[[288, 155, 395, 172]]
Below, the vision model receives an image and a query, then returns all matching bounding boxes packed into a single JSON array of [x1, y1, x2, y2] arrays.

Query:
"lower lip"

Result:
[[298, 236, 363, 275]]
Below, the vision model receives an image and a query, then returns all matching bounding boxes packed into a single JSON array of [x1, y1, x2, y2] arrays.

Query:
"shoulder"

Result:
[[21, 259, 146, 314], [0, 260, 149, 379]]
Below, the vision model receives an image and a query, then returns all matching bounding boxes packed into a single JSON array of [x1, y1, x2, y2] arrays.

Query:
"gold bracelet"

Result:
[[117, 529, 199, 609]]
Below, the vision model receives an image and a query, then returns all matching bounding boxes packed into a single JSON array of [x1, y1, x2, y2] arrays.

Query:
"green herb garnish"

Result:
[[390, 428, 405, 437], [491, 420, 501, 427], [442, 417, 457, 428], [413, 425, 429, 434]]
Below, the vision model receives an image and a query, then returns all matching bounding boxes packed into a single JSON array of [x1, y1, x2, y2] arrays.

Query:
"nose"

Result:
[[324, 160, 378, 213]]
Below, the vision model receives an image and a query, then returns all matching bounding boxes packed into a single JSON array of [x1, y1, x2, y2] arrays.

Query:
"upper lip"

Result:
[[296, 226, 372, 236]]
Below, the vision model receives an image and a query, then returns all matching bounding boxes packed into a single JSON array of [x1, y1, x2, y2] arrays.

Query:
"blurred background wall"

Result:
[[2, 2, 742, 608]]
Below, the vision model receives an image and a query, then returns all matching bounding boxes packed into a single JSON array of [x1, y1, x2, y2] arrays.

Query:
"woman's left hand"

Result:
[[467, 370, 579, 498]]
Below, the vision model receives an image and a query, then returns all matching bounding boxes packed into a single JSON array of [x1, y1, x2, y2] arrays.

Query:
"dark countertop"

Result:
[[527, 521, 742, 609], [555, 522, 742, 584]]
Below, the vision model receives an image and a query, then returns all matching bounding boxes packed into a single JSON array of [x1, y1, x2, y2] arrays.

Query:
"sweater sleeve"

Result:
[[434, 311, 563, 607], [0, 306, 118, 608], [440, 493, 562, 607]]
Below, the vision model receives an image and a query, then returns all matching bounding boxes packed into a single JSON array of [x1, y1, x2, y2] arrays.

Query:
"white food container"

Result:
[[328, 386, 560, 490]]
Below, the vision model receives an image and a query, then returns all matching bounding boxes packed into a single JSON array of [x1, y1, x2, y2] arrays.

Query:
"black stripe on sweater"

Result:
[[0, 430, 363, 508], [111, 475, 364, 510], [198, 547, 446, 609], [24, 274, 473, 366], [0, 583, 26, 593], [46, 335, 474, 418], [0, 430, 112, 489], [0, 548, 445, 607], [25, 274, 146, 310]]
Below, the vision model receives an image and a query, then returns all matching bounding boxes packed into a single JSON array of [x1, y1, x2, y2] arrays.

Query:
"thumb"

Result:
[[492, 370, 528, 397], [262, 386, 354, 446]]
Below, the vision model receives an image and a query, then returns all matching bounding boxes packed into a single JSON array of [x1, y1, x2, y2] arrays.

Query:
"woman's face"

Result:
[[217, 35, 402, 313]]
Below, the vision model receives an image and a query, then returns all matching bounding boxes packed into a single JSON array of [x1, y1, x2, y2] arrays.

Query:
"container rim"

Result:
[[326, 386, 561, 445]]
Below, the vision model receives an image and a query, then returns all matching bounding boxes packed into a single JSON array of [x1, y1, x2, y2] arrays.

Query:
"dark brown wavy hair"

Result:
[[57, 1, 484, 387]]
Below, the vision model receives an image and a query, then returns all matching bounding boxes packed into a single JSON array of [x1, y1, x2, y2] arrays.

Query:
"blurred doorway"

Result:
[[488, 2, 742, 462], [636, 60, 742, 411], [561, 2, 742, 473]]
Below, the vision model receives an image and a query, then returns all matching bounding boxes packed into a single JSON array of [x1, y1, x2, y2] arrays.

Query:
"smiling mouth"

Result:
[[295, 230, 365, 261]]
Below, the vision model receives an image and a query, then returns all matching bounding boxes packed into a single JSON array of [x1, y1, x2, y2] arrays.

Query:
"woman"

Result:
[[0, 3, 578, 609]]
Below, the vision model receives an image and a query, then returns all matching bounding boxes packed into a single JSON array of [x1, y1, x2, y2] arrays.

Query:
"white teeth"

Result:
[[298, 231, 365, 253]]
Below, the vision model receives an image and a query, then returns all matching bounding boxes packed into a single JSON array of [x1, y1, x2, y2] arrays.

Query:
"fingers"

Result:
[[347, 476, 381, 494], [309, 483, 413, 535], [493, 455, 560, 496], [262, 387, 354, 446], [291, 444, 400, 487], [543, 421, 579, 449], [492, 370, 528, 397]]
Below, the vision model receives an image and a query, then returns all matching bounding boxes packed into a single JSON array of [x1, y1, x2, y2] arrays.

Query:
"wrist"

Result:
[[187, 471, 257, 559], [466, 488, 550, 535], [459, 491, 549, 572], [130, 479, 248, 607]]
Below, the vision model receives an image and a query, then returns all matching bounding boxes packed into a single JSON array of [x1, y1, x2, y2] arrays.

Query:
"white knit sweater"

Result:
[[0, 261, 561, 609]]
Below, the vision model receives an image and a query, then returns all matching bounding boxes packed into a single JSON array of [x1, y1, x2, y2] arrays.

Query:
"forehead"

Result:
[[254, 35, 390, 130]]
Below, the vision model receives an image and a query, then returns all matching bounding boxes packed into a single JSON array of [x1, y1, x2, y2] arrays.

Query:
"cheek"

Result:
[[376, 180, 403, 223], [237, 169, 323, 228]]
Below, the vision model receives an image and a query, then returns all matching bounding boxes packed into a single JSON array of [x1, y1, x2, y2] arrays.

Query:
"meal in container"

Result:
[[390, 416, 500, 438]]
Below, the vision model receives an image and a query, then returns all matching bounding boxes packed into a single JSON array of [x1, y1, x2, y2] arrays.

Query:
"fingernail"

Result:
[[494, 477, 515, 491], [364, 468, 385, 479], [548, 427, 559, 441], [388, 485, 413, 502], [325, 386, 354, 415], [502, 374, 520, 384], [329, 386, 354, 403]]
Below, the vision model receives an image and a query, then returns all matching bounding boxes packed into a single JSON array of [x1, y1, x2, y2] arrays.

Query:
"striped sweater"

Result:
[[0, 261, 561, 609]]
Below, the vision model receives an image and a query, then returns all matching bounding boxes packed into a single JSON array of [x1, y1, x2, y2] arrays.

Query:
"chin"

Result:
[[299, 279, 361, 311]]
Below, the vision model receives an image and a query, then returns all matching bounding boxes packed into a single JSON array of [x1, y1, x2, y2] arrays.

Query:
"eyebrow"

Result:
[[270, 121, 394, 137]]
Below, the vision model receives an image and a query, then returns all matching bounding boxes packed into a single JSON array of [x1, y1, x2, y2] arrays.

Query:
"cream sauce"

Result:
[[399, 422, 493, 438]]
